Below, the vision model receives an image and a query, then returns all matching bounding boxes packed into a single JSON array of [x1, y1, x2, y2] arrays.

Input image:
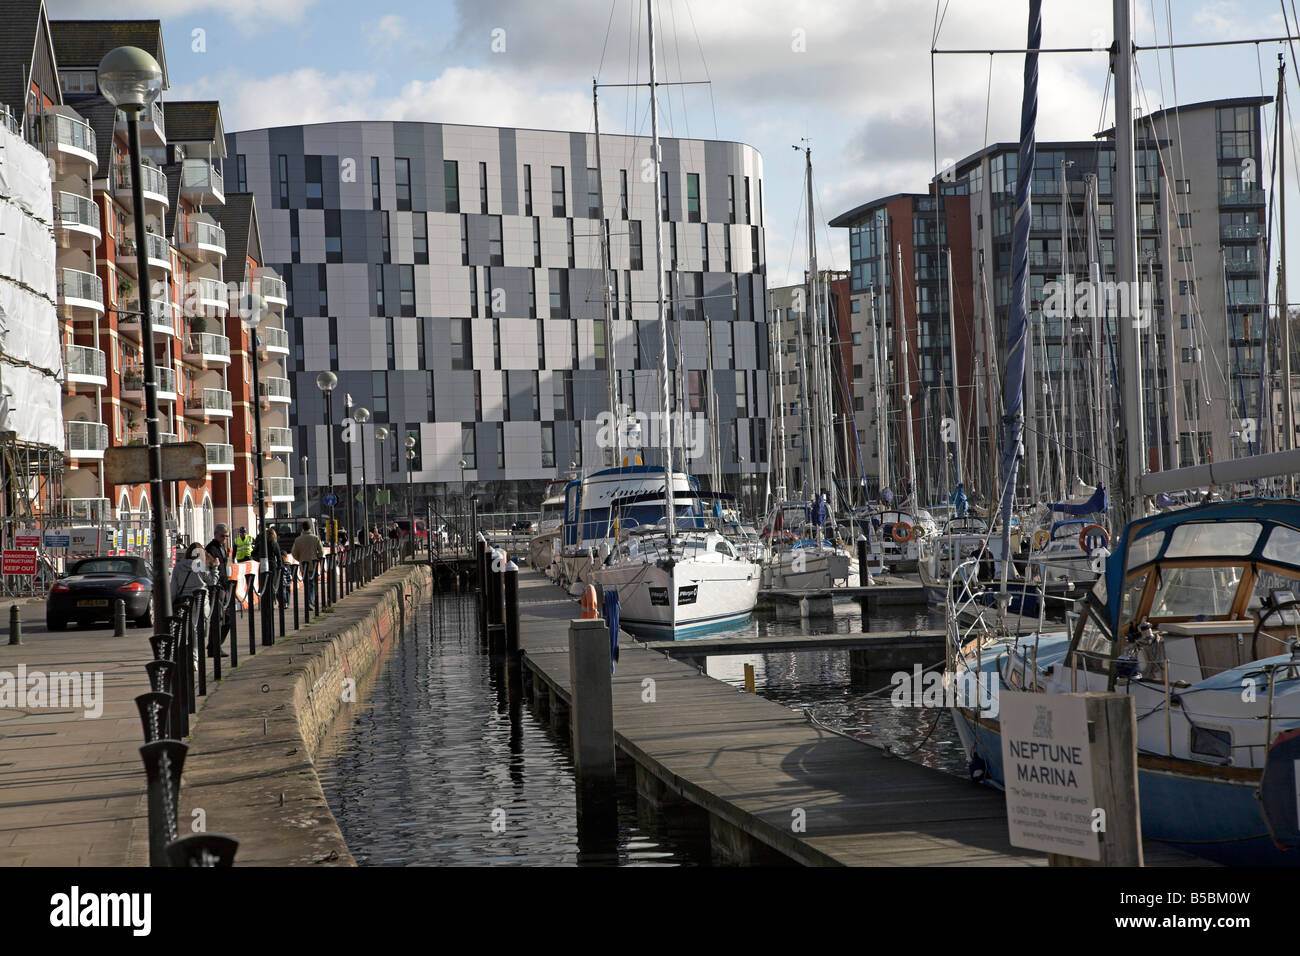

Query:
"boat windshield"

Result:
[[1148, 565, 1243, 617]]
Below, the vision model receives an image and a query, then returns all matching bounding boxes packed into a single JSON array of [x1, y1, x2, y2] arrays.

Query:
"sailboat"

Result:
[[948, 0, 1300, 865], [592, 0, 760, 637]]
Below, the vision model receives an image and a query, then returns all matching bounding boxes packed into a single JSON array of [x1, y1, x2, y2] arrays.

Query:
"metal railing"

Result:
[[187, 387, 232, 415], [257, 273, 286, 302], [185, 218, 226, 250], [186, 332, 230, 359], [260, 326, 288, 351], [65, 420, 109, 454], [115, 162, 167, 197], [124, 365, 177, 395], [180, 159, 223, 197], [266, 426, 293, 449], [59, 267, 103, 304], [260, 376, 291, 401], [1221, 224, 1263, 240], [1220, 188, 1266, 206], [206, 443, 234, 469], [265, 476, 294, 498], [64, 344, 105, 381], [41, 112, 96, 158], [54, 191, 100, 234], [196, 277, 227, 307]]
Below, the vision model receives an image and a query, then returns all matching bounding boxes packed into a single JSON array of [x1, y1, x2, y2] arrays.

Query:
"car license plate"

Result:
[[77, 600, 109, 607]]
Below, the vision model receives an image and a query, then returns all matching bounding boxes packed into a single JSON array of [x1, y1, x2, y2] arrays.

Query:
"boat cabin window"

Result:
[[1126, 531, 1164, 570], [1165, 521, 1261, 560], [714, 540, 735, 557], [1074, 606, 1114, 666], [1262, 525, 1300, 564], [1148, 565, 1242, 618]]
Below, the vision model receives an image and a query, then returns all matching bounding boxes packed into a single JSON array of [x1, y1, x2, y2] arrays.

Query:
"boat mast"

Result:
[[1279, 55, 1294, 494], [869, 286, 890, 497], [946, 246, 962, 493], [593, 79, 620, 467], [771, 304, 787, 499], [646, 0, 675, 537], [898, 243, 919, 509], [801, 144, 823, 506], [1111, 0, 1145, 528]]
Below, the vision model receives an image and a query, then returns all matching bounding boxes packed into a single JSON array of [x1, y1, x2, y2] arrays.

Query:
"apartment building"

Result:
[[225, 121, 769, 516]]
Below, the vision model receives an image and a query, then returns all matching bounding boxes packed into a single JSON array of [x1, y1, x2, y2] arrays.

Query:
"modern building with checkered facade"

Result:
[[225, 121, 770, 517]]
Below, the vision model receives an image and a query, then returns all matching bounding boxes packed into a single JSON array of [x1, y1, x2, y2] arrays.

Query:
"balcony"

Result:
[[65, 420, 109, 459], [184, 332, 231, 365], [195, 276, 228, 313], [1224, 253, 1260, 274], [127, 431, 179, 446], [40, 111, 97, 176], [61, 497, 112, 522], [265, 476, 296, 502], [186, 387, 232, 419], [257, 271, 287, 307], [206, 442, 235, 473], [58, 268, 104, 318], [53, 191, 101, 249], [1221, 223, 1264, 241], [259, 376, 291, 406], [179, 159, 224, 206], [1028, 250, 1062, 269], [1220, 188, 1266, 207], [178, 216, 226, 262], [115, 101, 165, 148], [113, 162, 168, 211], [266, 426, 293, 453], [64, 344, 106, 389], [259, 325, 289, 356], [120, 298, 176, 339], [122, 365, 178, 403], [117, 231, 172, 278]]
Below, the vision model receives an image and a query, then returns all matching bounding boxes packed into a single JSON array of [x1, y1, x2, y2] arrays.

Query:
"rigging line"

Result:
[[654, 0, 676, 138], [983, 53, 994, 149], [681, 0, 719, 139], [595, 0, 619, 82], [666, 0, 691, 142]]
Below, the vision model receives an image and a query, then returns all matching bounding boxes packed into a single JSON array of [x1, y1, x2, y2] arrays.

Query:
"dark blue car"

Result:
[[46, 555, 154, 630]]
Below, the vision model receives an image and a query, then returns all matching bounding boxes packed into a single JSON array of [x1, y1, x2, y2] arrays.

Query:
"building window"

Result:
[[551, 166, 566, 217], [687, 173, 700, 222], [371, 156, 381, 210], [629, 220, 643, 270], [620, 169, 629, 219], [594, 320, 607, 370], [478, 160, 489, 214], [572, 422, 582, 466], [549, 269, 569, 317], [305, 155, 323, 208], [451, 318, 472, 369], [536, 313, 545, 366], [444, 160, 459, 213], [533, 217, 542, 266], [413, 213, 428, 264], [373, 371, 388, 420], [541, 422, 555, 467], [587, 167, 601, 218], [724, 227, 732, 272], [661, 171, 670, 221], [553, 371, 569, 420], [290, 209, 300, 260], [395, 157, 411, 211], [417, 319, 427, 367], [375, 264, 384, 311], [236, 154, 247, 192], [744, 176, 751, 223], [567, 219, 575, 268], [489, 215, 503, 266], [469, 267, 479, 317], [1176, 179, 1191, 194], [670, 222, 678, 269], [460, 213, 469, 265], [318, 264, 328, 314], [461, 424, 476, 469], [379, 210, 390, 263], [751, 226, 761, 273], [701, 223, 710, 272], [496, 423, 506, 469], [492, 318, 501, 369], [728, 175, 736, 223], [278, 155, 289, 209], [399, 265, 415, 316], [326, 209, 342, 263]]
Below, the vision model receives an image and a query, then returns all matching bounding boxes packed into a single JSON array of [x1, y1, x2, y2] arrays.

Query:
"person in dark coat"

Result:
[[205, 523, 233, 656]]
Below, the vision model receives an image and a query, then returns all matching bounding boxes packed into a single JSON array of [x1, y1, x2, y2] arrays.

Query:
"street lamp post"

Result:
[[98, 47, 169, 653], [315, 371, 337, 604], [241, 294, 269, 546], [375, 425, 389, 568], [343, 393, 356, 589], [301, 454, 309, 521], [353, 405, 371, 583], [406, 443, 417, 560]]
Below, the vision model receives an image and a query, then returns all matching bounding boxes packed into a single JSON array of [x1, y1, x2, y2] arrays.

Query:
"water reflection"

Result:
[[317, 593, 708, 866]]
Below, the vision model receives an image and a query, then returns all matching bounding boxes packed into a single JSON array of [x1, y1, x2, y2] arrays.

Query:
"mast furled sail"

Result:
[[997, 0, 1041, 585]]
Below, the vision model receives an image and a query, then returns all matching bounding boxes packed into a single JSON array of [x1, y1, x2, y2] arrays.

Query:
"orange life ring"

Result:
[[580, 584, 599, 619], [892, 522, 913, 543], [1078, 524, 1109, 555]]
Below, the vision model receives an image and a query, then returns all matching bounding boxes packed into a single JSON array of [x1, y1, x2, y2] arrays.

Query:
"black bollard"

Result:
[[858, 536, 870, 586], [278, 572, 287, 639], [8, 604, 19, 645], [294, 565, 302, 628], [139, 739, 187, 868], [504, 563, 520, 654], [134, 691, 172, 742], [145, 659, 173, 696], [113, 599, 126, 637], [228, 586, 239, 670], [165, 833, 239, 867], [246, 574, 258, 654], [194, 591, 207, 698], [261, 575, 275, 647], [207, 589, 221, 683]]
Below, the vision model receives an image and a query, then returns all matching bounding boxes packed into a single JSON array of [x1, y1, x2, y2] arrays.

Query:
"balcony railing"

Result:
[[64, 344, 106, 384], [61, 497, 112, 522], [180, 159, 224, 203], [185, 332, 230, 361], [116, 100, 165, 145], [1227, 292, 1262, 306], [1028, 250, 1062, 268], [1224, 253, 1260, 272], [196, 276, 228, 310], [58, 268, 103, 311], [127, 432, 179, 446], [1221, 223, 1264, 241], [1220, 188, 1266, 206], [260, 326, 289, 353], [265, 477, 295, 500], [187, 387, 232, 416], [257, 272, 287, 304], [260, 376, 291, 403], [184, 218, 226, 252], [123, 365, 177, 396], [65, 420, 109, 456], [119, 231, 171, 271], [266, 426, 293, 451], [54, 191, 101, 237], [206, 443, 235, 471], [114, 162, 168, 201], [41, 112, 97, 164]]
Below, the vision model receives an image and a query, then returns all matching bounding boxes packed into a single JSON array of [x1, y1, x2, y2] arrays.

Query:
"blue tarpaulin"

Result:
[[1048, 483, 1108, 516], [604, 589, 620, 674]]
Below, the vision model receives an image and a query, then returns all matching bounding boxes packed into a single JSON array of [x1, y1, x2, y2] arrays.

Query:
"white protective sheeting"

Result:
[[0, 124, 64, 448]]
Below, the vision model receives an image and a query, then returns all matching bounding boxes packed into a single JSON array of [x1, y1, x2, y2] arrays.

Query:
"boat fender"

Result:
[[1078, 524, 1109, 555], [892, 522, 912, 543], [580, 585, 599, 619]]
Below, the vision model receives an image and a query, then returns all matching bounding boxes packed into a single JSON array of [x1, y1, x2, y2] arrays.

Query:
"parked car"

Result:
[[394, 519, 428, 541], [512, 519, 537, 534], [46, 555, 154, 630]]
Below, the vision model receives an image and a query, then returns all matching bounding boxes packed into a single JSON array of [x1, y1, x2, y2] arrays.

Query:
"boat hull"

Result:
[[596, 559, 760, 638]]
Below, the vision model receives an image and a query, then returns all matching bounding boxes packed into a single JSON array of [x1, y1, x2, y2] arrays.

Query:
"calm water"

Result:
[[316, 593, 710, 866], [317, 592, 966, 866]]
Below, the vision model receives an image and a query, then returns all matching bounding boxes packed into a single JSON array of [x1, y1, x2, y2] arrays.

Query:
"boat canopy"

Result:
[[1048, 483, 1108, 517]]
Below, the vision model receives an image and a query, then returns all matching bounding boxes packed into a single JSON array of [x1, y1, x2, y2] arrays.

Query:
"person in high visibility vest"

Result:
[[234, 526, 254, 562]]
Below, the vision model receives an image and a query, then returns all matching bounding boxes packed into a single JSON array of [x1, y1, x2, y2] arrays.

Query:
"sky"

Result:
[[44, 0, 1300, 291]]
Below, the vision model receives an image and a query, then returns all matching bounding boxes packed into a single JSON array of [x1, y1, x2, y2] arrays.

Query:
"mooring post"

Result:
[[134, 691, 172, 742], [7, 604, 18, 645], [139, 739, 187, 868], [1048, 693, 1143, 867], [858, 535, 871, 586], [567, 617, 616, 799], [504, 563, 520, 654]]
